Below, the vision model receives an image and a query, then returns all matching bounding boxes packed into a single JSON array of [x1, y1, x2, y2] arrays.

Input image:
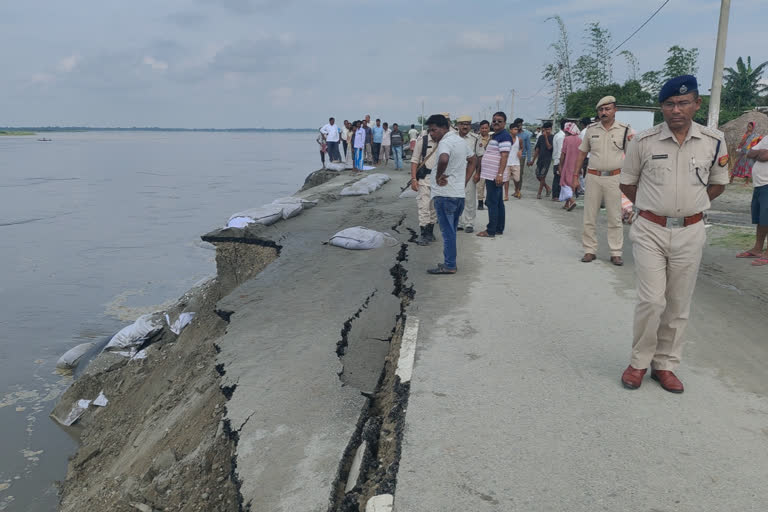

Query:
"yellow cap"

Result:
[[596, 96, 616, 109], [456, 115, 472, 123], [440, 112, 451, 119]]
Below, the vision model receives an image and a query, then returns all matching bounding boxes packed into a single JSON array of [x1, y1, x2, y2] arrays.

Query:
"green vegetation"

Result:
[[543, 18, 768, 124], [709, 226, 755, 249], [0, 131, 35, 136]]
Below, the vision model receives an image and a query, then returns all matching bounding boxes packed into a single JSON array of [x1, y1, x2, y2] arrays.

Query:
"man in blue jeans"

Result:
[[477, 112, 513, 238], [372, 119, 384, 164], [424, 114, 472, 275]]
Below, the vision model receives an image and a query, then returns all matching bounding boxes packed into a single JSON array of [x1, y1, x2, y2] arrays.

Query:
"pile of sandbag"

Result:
[[227, 196, 317, 228], [329, 226, 398, 250], [340, 173, 391, 196]]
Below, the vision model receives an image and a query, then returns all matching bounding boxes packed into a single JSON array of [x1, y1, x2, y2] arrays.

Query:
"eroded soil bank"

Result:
[[55, 168, 420, 511]]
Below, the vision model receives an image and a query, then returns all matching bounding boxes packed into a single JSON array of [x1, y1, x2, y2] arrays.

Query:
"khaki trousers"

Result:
[[477, 157, 486, 201], [458, 178, 477, 229], [417, 175, 437, 226], [582, 173, 623, 256], [629, 217, 706, 371]]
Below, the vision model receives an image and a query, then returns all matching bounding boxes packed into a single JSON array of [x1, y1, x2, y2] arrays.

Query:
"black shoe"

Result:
[[424, 223, 436, 243], [478, 200, 484, 210], [465, 226, 474, 233], [416, 226, 429, 246], [457, 226, 464, 231]]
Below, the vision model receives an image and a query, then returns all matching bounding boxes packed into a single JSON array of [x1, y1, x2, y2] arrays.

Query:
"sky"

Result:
[[1, 0, 766, 128]]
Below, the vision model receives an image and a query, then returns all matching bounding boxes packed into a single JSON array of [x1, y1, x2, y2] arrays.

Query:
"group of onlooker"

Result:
[[319, 115, 426, 172]]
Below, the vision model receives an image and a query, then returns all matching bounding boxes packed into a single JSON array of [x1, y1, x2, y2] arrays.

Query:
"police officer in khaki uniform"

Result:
[[475, 120, 490, 209], [574, 96, 631, 266], [619, 75, 728, 393], [411, 129, 439, 245], [455, 115, 479, 233]]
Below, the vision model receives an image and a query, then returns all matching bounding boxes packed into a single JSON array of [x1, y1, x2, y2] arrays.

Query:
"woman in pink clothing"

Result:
[[558, 122, 582, 211]]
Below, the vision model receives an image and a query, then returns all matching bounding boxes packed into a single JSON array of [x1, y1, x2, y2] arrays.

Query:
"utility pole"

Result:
[[708, 0, 731, 129], [552, 64, 563, 131]]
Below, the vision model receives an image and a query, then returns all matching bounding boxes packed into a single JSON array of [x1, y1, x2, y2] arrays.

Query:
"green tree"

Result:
[[722, 56, 768, 112], [573, 22, 613, 89], [663, 45, 699, 77], [640, 46, 699, 94], [542, 16, 574, 98], [565, 80, 654, 119], [619, 50, 640, 82]]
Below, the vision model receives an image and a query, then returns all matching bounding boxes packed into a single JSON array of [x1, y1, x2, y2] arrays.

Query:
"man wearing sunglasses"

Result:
[[618, 75, 728, 394], [476, 112, 513, 238]]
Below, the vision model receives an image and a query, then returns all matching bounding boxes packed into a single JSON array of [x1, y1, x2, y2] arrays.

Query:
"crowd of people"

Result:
[[319, 115, 427, 171], [317, 74, 768, 394]]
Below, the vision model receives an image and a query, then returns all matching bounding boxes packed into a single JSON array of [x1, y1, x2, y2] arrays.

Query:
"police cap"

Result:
[[659, 75, 698, 103], [596, 96, 616, 109]]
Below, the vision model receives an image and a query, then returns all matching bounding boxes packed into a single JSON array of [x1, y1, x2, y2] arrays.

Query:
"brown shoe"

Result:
[[610, 256, 624, 266], [621, 365, 647, 389], [581, 253, 596, 263], [651, 369, 684, 393]]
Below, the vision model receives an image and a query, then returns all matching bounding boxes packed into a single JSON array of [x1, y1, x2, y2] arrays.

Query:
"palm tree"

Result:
[[723, 56, 768, 112]]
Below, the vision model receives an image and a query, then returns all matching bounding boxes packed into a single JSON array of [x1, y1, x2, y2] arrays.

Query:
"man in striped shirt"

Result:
[[476, 112, 513, 238]]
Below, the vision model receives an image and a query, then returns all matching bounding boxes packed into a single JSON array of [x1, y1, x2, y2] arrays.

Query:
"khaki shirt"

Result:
[[410, 134, 438, 170], [620, 122, 729, 217], [578, 121, 631, 171], [459, 132, 478, 157], [475, 134, 490, 158]]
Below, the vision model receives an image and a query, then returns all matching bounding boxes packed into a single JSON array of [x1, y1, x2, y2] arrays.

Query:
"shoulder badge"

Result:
[[634, 125, 662, 142], [718, 154, 729, 167]]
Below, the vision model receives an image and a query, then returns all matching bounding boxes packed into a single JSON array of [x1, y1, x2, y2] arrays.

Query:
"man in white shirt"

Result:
[[551, 119, 566, 200], [341, 120, 350, 161], [424, 114, 472, 275], [381, 122, 392, 166], [320, 117, 341, 162], [408, 124, 419, 153], [741, 137, 768, 264]]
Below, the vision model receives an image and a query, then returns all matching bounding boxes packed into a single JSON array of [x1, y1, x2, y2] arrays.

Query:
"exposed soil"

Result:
[[55, 242, 278, 512]]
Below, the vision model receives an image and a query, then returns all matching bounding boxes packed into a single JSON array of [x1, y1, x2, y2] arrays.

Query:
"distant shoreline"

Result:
[[0, 127, 316, 133]]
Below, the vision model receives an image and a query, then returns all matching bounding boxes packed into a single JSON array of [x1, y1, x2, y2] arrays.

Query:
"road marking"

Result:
[[396, 316, 419, 383]]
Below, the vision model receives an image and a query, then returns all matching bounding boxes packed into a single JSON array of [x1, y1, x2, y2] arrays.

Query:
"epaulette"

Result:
[[588, 122, 600, 128], [699, 124, 724, 140], [634, 125, 662, 142]]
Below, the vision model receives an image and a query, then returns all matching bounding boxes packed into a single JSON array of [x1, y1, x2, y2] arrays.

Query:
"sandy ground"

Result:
[[396, 168, 768, 511]]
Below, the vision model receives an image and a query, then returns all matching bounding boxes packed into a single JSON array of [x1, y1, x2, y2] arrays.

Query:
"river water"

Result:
[[0, 131, 321, 511]]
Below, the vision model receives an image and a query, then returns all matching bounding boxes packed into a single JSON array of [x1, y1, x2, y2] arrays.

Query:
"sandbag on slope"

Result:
[[104, 314, 164, 351], [329, 227, 398, 250], [227, 205, 284, 228]]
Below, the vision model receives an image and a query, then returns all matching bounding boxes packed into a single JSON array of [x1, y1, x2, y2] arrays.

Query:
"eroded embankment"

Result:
[[55, 169, 420, 512], [55, 237, 279, 512]]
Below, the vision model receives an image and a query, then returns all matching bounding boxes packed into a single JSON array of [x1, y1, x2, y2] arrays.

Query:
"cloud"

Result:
[[199, 0, 292, 15], [30, 72, 55, 84], [209, 34, 298, 74], [143, 56, 169, 71], [166, 11, 207, 28], [457, 32, 504, 51], [57, 54, 80, 73]]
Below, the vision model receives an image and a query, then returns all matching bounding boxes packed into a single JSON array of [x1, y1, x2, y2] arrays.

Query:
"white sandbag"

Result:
[[105, 314, 163, 351], [326, 162, 346, 171], [93, 391, 108, 407], [61, 399, 91, 426], [340, 184, 372, 196], [165, 312, 196, 335], [56, 342, 97, 370], [399, 188, 417, 199], [366, 173, 391, 185], [226, 205, 283, 228], [329, 227, 398, 250]]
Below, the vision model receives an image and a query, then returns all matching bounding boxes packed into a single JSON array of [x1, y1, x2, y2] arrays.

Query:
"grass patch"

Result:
[[709, 225, 754, 248], [0, 131, 36, 136]]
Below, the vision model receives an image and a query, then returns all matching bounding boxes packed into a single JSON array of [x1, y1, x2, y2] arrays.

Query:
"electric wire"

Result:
[[610, 0, 671, 54]]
